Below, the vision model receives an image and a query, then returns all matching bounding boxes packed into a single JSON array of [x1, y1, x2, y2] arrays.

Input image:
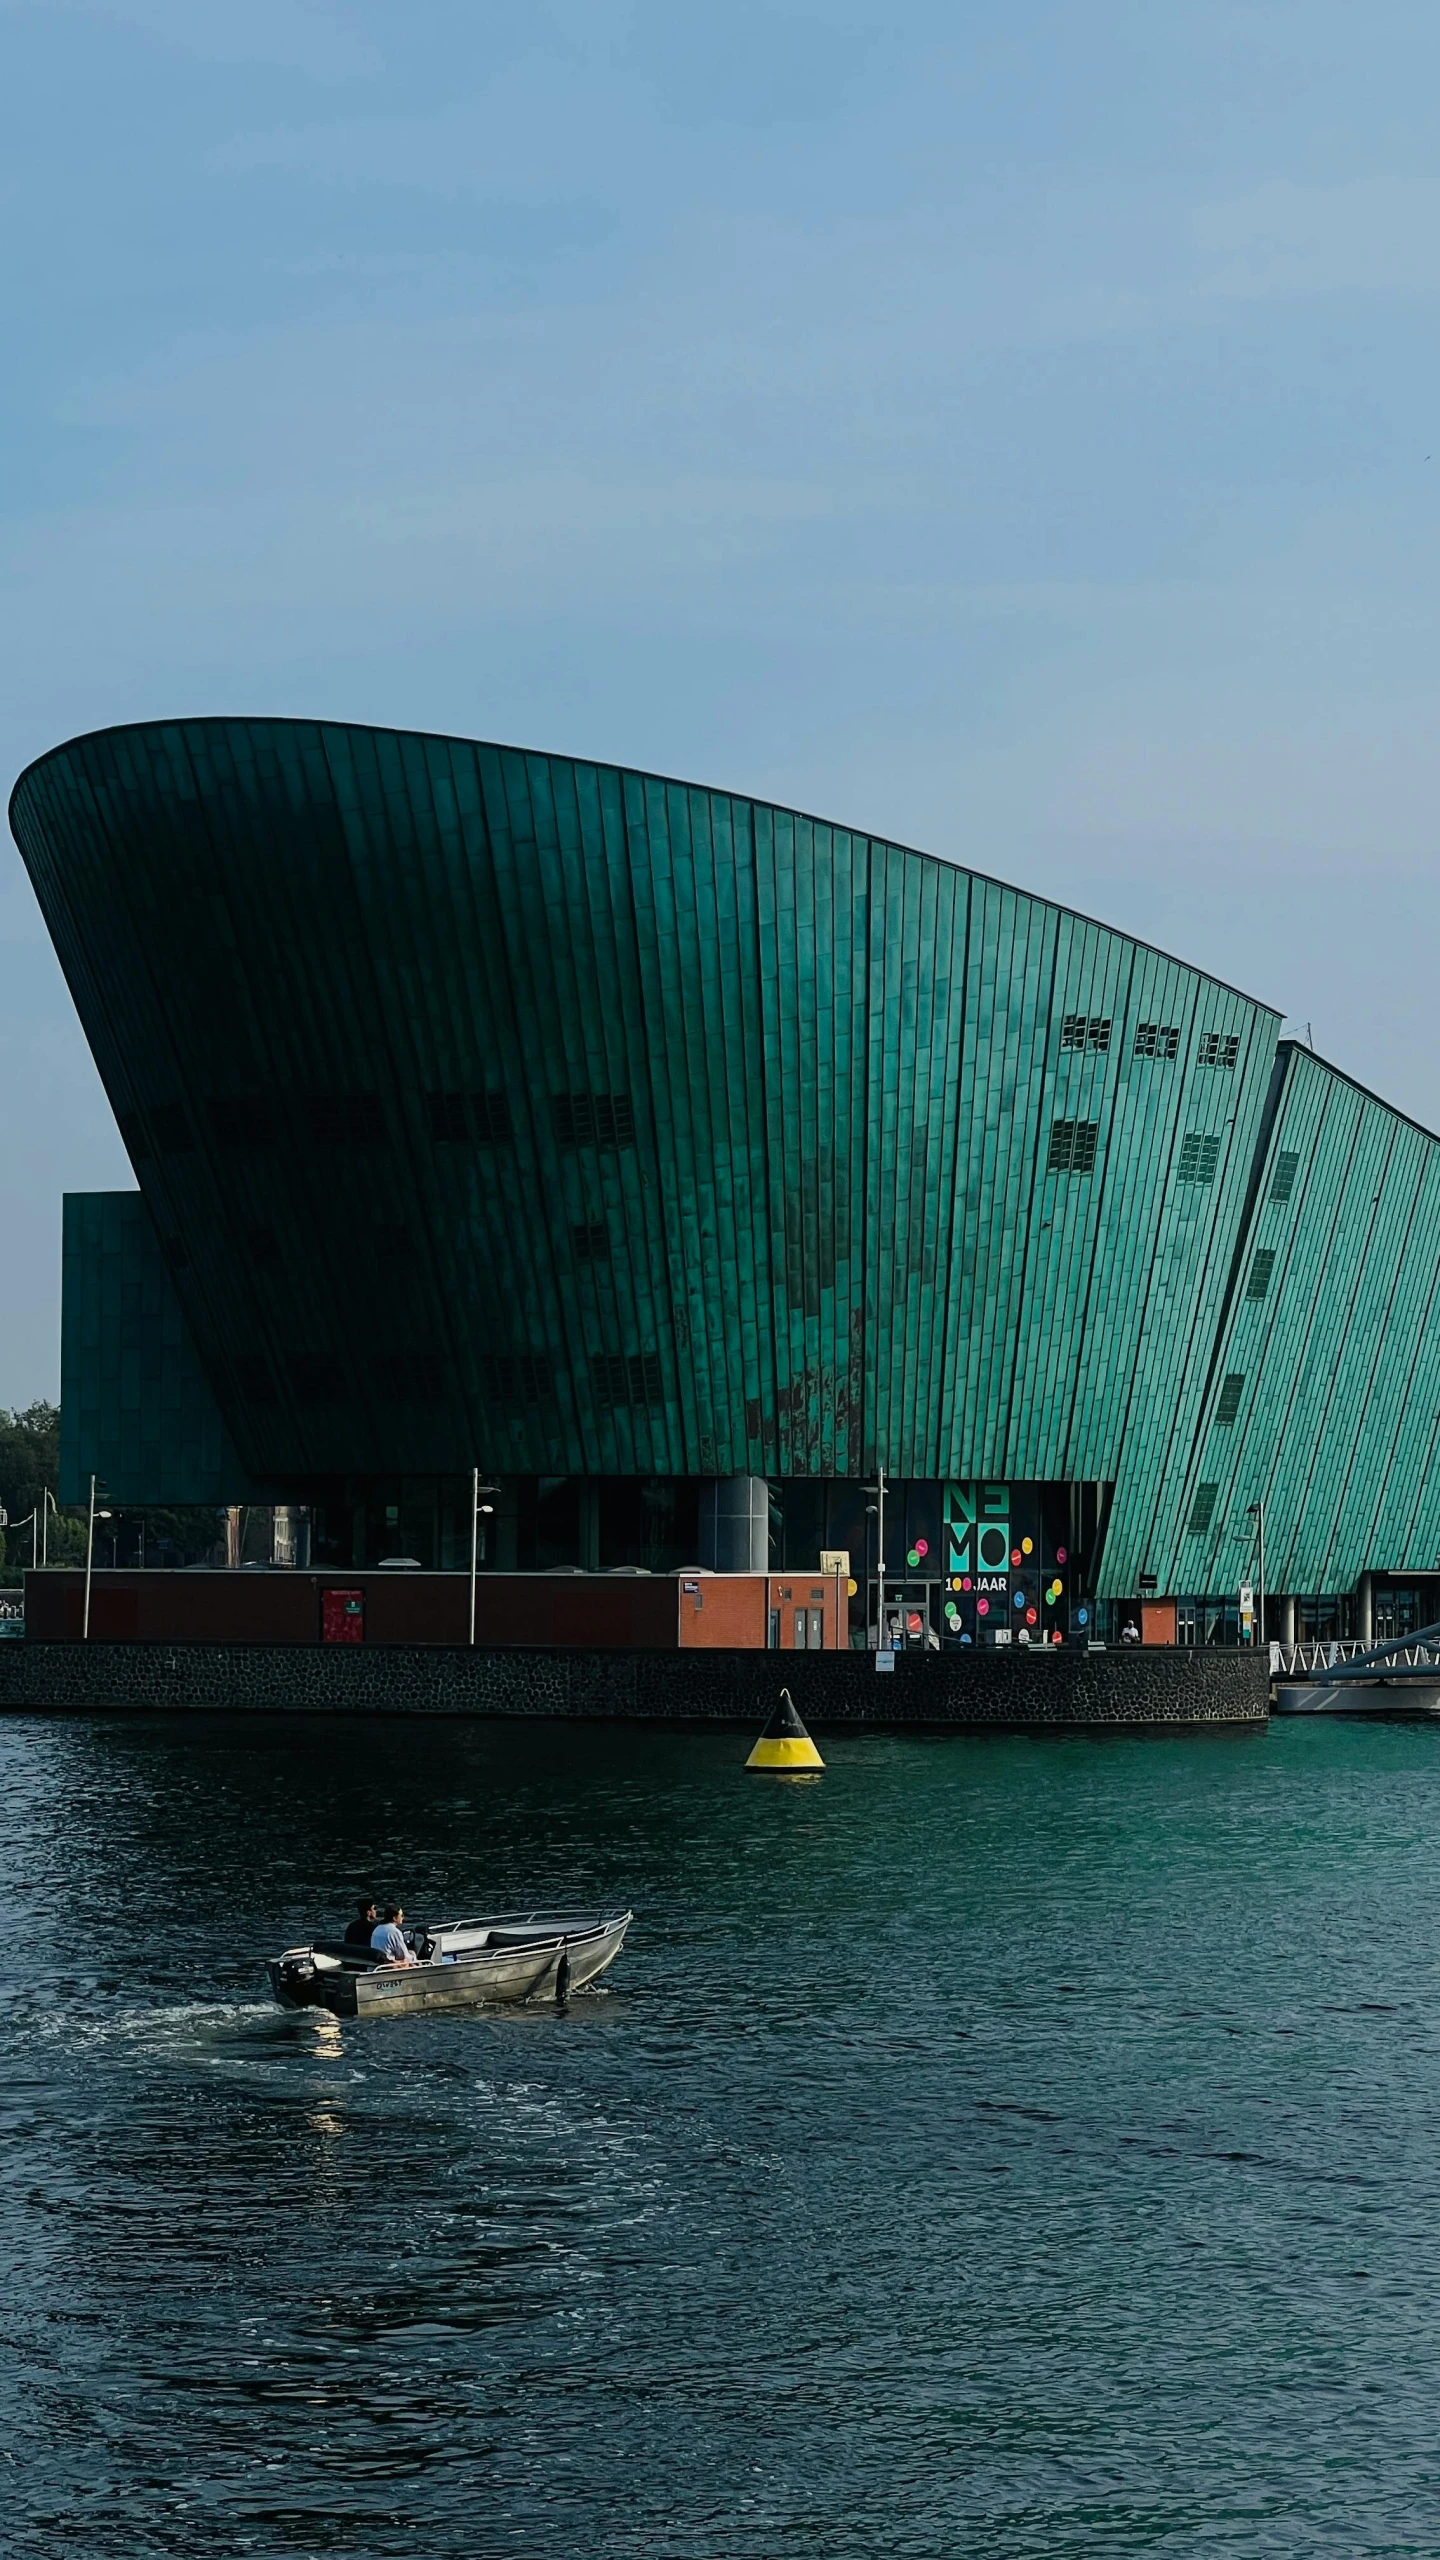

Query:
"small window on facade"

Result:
[[425, 1090, 512, 1143], [288, 1353, 347, 1403], [1246, 1249, 1276, 1300], [372, 1353, 446, 1401], [1197, 1032, 1241, 1070], [304, 1094, 386, 1146], [426, 1091, 470, 1141], [555, 1093, 636, 1147], [1215, 1373, 1244, 1425], [1133, 1023, 1180, 1060], [1188, 1483, 1218, 1535], [1061, 1014, 1111, 1052], [470, 1092, 512, 1143], [1046, 1118, 1100, 1174], [591, 1352, 664, 1405], [208, 1096, 284, 1147], [1176, 1133, 1220, 1184], [573, 1222, 610, 1262], [480, 1354, 553, 1401], [1269, 1151, 1300, 1203]]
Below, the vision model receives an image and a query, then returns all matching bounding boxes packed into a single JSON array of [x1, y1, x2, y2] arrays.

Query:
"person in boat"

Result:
[[344, 1899, 378, 1946], [370, 1904, 419, 1966]]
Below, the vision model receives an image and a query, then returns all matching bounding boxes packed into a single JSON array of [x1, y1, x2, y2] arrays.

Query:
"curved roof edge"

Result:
[[10, 710, 1284, 1026]]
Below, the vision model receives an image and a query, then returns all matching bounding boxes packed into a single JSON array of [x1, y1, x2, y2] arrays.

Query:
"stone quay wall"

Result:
[[0, 1641, 1270, 1727]]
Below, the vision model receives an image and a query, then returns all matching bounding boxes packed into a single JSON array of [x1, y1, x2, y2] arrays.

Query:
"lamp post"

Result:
[[2, 1507, 39, 1571], [1247, 1499, 1266, 1653], [82, 1475, 112, 1641], [468, 1471, 498, 1645], [864, 1469, 888, 1651]]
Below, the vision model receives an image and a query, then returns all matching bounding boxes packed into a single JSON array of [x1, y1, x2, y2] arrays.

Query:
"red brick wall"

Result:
[[22, 1568, 847, 1649]]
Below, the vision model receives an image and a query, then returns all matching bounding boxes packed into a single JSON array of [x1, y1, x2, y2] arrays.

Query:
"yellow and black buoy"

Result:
[[745, 1687, 824, 1772]]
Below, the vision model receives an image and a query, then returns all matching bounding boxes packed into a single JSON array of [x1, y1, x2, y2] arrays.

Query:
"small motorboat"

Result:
[[268, 1907, 633, 2019]]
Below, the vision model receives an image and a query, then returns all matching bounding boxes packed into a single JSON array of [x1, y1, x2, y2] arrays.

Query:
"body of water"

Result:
[[2, 1709, 1438, 2556]]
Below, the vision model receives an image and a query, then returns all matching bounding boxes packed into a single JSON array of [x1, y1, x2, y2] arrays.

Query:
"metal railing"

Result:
[[1271, 1640, 1366, 1673], [1272, 1622, 1440, 1681]]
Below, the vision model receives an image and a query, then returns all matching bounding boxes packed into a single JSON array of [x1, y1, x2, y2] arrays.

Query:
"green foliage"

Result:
[[0, 1407, 223, 1581], [0, 1405, 60, 1579], [0, 1401, 58, 1527], [45, 1514, 87, 1567]]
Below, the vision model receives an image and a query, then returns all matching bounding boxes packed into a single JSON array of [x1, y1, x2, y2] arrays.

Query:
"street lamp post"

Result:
[[82, 1475, 112, 1642], [468, 1472, 498, 1645], [864, 1469, 889, 1651], [1247, 1499, 1266, 1654], [2, 1507, 39, 1572]]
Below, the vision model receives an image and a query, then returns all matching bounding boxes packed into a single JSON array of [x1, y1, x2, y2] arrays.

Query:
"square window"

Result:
[[1046, 1117, 1099, 1174], [1176, 1133, 1220, 1185], [1197, 1032, 1241, 1070], [1134, 1023, 1180, 1060]]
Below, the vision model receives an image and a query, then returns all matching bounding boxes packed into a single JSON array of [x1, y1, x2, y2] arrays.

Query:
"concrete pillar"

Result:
[[1280, 1594, 1295, 1647], [1358, 1572, 1373, 1644], [699, 1476, 770, 1573]]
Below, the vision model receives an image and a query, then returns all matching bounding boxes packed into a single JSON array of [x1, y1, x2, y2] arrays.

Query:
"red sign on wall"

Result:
[[322, 1588, 364, 1644]]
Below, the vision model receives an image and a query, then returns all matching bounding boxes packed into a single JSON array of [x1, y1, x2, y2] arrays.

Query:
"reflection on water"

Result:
[[3, 1710, 1440, 2554]]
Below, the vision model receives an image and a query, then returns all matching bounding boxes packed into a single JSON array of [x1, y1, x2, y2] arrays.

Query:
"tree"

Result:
[[0, 1402, 59, 1529], [0, 1404, 62, 1575], [0, 1405, 223, 1581]]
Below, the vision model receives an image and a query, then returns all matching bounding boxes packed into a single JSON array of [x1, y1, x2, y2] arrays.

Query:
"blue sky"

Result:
[[4, 0, 1440, 1398]]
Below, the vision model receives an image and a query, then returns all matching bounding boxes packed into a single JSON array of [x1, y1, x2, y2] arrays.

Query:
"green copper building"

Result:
[[13, 714, 1440, 1642]]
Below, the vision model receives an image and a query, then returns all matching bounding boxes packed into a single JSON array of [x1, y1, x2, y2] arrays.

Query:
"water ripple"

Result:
[[2, 1710, 1439, 2554]]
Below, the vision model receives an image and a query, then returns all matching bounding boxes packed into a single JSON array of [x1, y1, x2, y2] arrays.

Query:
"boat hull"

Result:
[[268, 1912, 631, 2018], [1275, 1680, 1440, 1715]]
